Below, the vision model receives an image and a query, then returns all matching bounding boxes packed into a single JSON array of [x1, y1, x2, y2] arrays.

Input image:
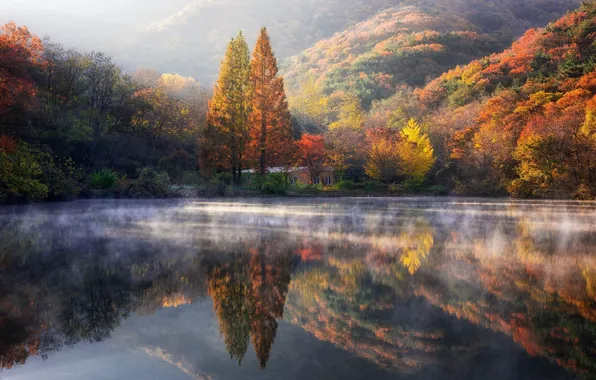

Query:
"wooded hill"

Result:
[[281, 0, 580, 110]]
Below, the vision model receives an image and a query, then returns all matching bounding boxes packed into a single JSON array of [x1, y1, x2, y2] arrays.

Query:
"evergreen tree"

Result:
[[206, 31, 251, 185], [248, 27, 294, 176]]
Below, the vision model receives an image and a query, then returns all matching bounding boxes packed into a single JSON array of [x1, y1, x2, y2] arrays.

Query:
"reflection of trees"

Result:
[[397, 221, 434, 275], [416, 216, 596, 377], [205, 242, 294, 368], [285, 257, 466, 373], [206, 254, 251, 364], [366, 217, 435, 276], [0, 222, 208, 372]]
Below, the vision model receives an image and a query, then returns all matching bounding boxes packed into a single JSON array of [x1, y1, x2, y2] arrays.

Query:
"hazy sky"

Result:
[[0, 0, 197, 47], [0, 0, 200, 67], [1, 0, 191, 23]]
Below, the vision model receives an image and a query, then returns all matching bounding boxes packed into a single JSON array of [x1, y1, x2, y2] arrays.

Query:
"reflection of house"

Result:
[[242, 167, 335, 185]]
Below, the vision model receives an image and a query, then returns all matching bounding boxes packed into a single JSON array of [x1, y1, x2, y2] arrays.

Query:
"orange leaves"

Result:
[[0, 22, 43, 64], [0, 22, 43, 116], [248, 28, 294, 174], [576, 71, 596, 91], [295, 134, 326, 163], [514, 91, 560, 116], [553, 9, 589, 29], [295, 134, 327, 182]]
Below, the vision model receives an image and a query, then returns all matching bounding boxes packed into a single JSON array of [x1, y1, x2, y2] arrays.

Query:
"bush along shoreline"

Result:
[[84, 171, 450, 202]]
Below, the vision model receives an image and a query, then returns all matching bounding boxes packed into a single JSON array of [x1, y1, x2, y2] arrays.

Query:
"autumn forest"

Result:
[[3, 0, 596, 202]]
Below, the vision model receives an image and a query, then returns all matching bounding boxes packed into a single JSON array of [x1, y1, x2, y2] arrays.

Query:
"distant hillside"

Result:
[[281, 0, 580, 107], [111, 0, 410, 82]]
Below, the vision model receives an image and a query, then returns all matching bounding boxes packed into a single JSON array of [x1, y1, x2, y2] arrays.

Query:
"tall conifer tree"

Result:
[[206, 31, 251, 185], [248, 27, 294, 176]]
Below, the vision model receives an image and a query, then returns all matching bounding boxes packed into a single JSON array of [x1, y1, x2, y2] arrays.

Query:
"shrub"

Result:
[[90, 169, 118, 189], [0, 142, 48, 202], [261, 173, 287, 195], [402, 178, 424, 193], [39, 154, 83, 199], [336, 180, 357, 190], [128, 168, 171, 198]]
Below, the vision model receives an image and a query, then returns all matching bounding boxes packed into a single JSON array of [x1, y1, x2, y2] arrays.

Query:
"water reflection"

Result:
[[0, 199, 594, 379], [204, 246, 295, 368]]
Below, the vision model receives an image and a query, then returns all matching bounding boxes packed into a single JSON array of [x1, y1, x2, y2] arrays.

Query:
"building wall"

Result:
[[289, 168, 334, 185]]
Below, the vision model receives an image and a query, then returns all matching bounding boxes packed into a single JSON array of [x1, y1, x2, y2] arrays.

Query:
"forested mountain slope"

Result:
[[414, 1, 596, 197], [281, 0, 580, 109]]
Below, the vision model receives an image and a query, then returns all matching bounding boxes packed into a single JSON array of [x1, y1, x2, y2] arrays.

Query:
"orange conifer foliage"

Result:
[[248, 28, 294, 175]]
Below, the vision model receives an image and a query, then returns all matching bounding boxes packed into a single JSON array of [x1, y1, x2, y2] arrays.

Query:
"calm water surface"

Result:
[[0, 197, 595, 379]]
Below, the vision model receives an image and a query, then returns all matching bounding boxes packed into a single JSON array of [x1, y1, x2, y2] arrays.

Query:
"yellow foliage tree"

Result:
[[396, 119, 436, 182], [365, 119, 435, 184], [364, 135, 400, 183]]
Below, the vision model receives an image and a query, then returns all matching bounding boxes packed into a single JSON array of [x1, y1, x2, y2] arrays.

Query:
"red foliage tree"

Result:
[[295, 134, 326, 183], [0, 22, 43, 123]]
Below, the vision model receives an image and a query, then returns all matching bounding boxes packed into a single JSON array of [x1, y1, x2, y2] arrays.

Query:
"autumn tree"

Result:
[[157, 73, 201, 99], [0, 22, 43, 130], [206, 32, 252, 185], [325, 126, 366, 179], [295, 134, 326, 183], [397, 119, 436, 183], [365, 129, 400, 183], [131, 88, 192, 142], [131, 68, 160, 88], [365, 119, 435, 184], [248, 249, 292, 368], [248, 27, 294, 176]]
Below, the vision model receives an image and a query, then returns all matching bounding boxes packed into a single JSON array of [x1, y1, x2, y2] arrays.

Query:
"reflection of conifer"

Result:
[[207, 260, 251, 364], [248, 249, 293, 368], [206, 246, 293, 369]]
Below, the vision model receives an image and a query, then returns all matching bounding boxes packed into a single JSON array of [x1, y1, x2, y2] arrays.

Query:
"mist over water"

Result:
[[0, 198, 594, 379]]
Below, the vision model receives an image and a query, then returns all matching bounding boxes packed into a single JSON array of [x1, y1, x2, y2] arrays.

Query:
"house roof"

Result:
[[241, 166, 333, 174]]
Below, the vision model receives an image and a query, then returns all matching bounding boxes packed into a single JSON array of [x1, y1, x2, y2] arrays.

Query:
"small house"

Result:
[[242, 166, 335, 185]]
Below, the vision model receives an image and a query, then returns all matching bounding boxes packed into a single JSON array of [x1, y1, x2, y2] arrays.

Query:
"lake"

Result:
[[0, 198, 594, 379]]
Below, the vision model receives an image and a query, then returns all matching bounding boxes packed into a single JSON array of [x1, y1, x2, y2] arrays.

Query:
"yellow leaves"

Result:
[[365, 136, 399, 183], [156, 73, 200, 99], [399, 232, 433, 275], [288, 75, 329, 127], [365, 118, 435, 183], [398, 119, 436, 182], [329, 92, 365, 130], [580, 96, 596, 137], [581, 262, 596, 299], [460, 61, 483, 86], [513, 91, 559, 115]]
